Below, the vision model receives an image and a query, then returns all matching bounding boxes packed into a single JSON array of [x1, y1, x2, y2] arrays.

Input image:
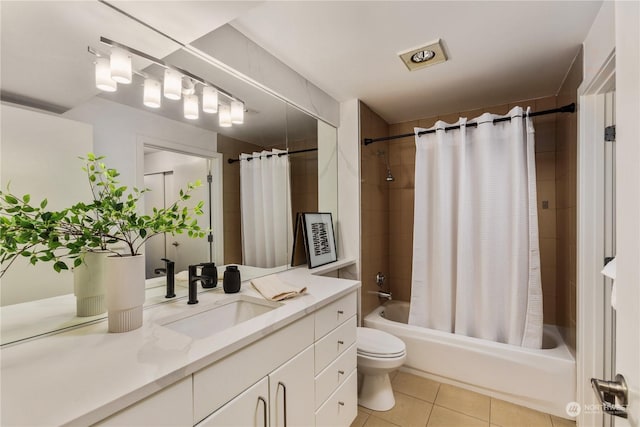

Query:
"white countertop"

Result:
[[0, 263, 359, 426]]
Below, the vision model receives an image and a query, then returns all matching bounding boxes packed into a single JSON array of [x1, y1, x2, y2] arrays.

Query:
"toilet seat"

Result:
[[357, 327, 406, 358]]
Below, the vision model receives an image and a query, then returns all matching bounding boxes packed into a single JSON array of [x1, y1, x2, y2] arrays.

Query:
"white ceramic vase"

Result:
[[104, 254, 145, 333], [73, 251, 109, 317]]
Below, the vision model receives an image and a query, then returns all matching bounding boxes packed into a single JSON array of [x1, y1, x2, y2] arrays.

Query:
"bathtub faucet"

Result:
[[369, 290, 392, 300]]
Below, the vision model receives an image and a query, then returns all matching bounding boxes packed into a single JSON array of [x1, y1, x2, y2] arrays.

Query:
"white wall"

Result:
[[582, 1, 615, 87], [0, 104, 93, 305], [336, 99, 361, 284]]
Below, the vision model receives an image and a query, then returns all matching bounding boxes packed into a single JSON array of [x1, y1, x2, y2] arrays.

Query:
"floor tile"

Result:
[[490, 399, 553, 427], [372, 391, 433, 427], [351, 410, 370, 427], [364, 415, 401, 427], [391, 371, 441, 403], [435, 384, 491, 421], [550, 415, 576, 427], [359, 405, 373, 414], [427, 405, 490, 427]]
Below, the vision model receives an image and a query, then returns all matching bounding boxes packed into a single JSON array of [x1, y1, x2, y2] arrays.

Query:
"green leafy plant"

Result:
[[0, 190, 85, 276], [78, 153, 206, 257], [0, 153, 207, 277]]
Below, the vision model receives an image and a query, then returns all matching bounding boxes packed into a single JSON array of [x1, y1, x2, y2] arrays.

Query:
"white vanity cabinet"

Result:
[[199, 346, 315, 427], [95, 376, 193, 426], [313, 292, 358, 426]]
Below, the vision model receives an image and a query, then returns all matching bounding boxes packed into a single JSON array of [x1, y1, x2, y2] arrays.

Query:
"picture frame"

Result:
[[301, 212, 337, 269]]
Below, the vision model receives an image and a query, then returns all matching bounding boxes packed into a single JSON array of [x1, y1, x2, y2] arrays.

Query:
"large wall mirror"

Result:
[[0, 2, 338, 345]]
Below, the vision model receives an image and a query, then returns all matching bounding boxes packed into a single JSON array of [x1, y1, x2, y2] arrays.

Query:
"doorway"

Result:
[[143, 147, 220, 278]]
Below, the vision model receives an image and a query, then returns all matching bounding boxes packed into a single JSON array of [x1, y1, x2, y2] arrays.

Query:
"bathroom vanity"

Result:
[[0, 266, 359, 426]]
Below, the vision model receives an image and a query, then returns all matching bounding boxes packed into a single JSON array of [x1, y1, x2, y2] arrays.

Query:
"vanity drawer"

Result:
[[315, 370, 357, 427], [315, 343, 356, 409], [314, 316, 357, 374], [315, 291, 357, 339], [193, 313, 313, 424]]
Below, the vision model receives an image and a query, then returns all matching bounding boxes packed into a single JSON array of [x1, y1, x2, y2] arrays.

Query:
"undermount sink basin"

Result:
[[159, 295, 282, 339]]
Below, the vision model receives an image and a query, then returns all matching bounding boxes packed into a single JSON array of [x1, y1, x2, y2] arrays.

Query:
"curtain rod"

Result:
[[228, 148, 318, 164], [363, 103, 576, 145]]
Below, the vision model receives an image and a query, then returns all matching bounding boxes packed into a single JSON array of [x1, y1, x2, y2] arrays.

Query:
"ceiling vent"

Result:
[[399, 39, 447, 71]]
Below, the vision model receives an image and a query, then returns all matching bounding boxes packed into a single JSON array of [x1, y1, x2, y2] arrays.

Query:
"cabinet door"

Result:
[[269, 346, 315, 427], [198, 377, 269, 427], [96, 376, 192, 426]]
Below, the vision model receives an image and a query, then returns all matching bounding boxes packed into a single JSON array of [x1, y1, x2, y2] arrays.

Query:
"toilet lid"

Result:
[[357, 327, 406, 358]]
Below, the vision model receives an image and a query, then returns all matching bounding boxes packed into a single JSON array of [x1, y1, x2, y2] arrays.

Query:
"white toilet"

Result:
[[356, 327, 407, 411]]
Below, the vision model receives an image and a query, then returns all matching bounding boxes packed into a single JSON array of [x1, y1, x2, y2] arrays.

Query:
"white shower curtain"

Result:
[[240, 149, 293, 268], [408, 106, 543, 348]]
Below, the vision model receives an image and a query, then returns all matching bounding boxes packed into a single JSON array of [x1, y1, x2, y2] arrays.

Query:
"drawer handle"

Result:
[[278, 381, 288, 427], [338, 340, 344, 345], [338, 401, 345, 406], [337, 310, 344, 315], [258, 396, 267, 427], [338, 370, 345, 375]]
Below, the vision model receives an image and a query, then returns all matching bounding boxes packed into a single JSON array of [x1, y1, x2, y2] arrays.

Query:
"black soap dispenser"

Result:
[[200, 263, 218, 288], [223, 265, 241, 294]]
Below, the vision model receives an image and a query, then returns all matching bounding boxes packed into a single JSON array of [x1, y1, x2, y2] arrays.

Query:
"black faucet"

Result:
[[162, 258, 175, 298], [187, 263, 217, 304]]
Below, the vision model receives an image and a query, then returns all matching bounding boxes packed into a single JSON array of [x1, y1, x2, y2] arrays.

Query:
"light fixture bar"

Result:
[[99, 36, 244, 104]]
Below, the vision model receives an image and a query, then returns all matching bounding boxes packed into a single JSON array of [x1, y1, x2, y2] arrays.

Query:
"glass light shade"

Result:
[[143, 78, 161, 108], [184, 94, 199, 120], [219, 104, 232, 127], [110, 47, 132, 84], [95, 57, 117, 92], [202, 87, 218, 113], [231, 100, 244, 124], [163, 69, 182, 100]]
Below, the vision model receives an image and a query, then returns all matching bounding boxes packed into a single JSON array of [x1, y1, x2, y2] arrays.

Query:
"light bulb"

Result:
[[110, 47, 132, 84], [184, 94, 199, 120], [219, 104, 232, 127], [231, 100, 244, 124], [202, 87, 218, 113], [95, 57, 117, 92], [143, 78, 161, 108], [163, 69, 182, 100]]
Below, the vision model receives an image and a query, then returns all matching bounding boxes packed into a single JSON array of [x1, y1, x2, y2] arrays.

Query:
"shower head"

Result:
[[377, 150, 395, 182], [386, 169, 395, 182]]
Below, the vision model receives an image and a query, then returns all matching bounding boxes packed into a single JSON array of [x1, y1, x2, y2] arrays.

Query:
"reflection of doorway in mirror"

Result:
[[143, 149, 218, 279]]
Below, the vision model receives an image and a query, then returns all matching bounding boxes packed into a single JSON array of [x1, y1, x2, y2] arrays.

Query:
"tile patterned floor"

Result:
[[351, 372, 577, 427]]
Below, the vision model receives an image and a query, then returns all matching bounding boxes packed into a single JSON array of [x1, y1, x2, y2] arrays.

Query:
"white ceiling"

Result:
[[1, 1, 603, 130], [231, 1, 603, 123]]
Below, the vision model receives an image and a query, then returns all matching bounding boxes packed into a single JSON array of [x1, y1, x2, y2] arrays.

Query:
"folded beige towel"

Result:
[[251, 275, 307, 301]]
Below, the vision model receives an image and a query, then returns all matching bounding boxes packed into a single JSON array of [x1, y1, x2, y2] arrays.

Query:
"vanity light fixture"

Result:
[[110, 47, 132, 84], [202, 87, 219, 113], [219, 104, 232, 127], [184, 94, 199, 120], [95, 57, 117, 92], [231, 100, 244, 124], [163, 69, 182, 100], [143, 78, 161, 108], [89, 37, 246, 126]]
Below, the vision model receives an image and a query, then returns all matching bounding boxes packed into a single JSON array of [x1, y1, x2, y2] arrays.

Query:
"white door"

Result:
[[269, 346, 315, 427], [198, 377, 269, 427], [167, 159, 211, 273]]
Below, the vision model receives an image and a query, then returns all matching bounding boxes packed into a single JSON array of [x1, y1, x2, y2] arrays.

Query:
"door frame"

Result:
[[577, 50, 615, 426], [136, 135, 224, 266]]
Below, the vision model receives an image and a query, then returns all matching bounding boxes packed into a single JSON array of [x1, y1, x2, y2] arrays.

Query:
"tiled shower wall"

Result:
[[555, 49, 582, 350], [359, 102, 390, 317], [360, 85, 579, 340]]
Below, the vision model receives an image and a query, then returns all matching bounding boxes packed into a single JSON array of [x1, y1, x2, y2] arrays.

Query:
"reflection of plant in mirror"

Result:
[[0, 190, 85, 277], [0, 153, 207, 277], [79, 153, 206, 257]]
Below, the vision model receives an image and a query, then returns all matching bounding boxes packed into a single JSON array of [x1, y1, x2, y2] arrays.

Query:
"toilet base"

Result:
[[358, 372, 395, 411]]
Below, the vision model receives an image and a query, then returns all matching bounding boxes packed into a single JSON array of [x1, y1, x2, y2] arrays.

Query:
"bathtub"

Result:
[[364, 301, 576, 419]]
